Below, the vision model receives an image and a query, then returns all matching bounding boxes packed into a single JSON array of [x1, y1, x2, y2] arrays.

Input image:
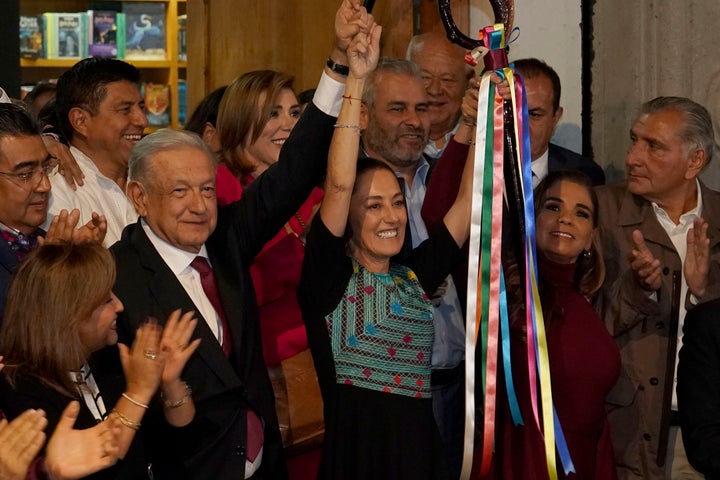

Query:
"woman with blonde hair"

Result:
[[215, 70, 325, 479]]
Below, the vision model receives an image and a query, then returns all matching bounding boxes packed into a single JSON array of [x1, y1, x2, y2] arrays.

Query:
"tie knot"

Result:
[[190, 256, 212, 275]]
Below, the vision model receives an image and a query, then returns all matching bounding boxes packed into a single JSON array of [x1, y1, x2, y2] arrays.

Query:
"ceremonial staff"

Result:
[[438, 2, 574, 479]]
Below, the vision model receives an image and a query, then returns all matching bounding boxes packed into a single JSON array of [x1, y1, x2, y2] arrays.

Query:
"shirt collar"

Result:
[[651, 179, 704, 225], [141, 218, 210, 274], [423, 118, 462, 159], [532, 148, 550, 184]]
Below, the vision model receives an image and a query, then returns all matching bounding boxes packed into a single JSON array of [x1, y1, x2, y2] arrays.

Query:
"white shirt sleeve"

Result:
[[313, 71, 345, 117]]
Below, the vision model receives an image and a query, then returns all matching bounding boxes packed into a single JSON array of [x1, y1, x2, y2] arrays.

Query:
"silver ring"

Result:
[[144, 350, 158, 360]]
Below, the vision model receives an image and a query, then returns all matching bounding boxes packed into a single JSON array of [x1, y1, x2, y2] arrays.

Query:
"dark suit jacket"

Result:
[[0, 241, 18, 328], [678, 297, 720, 479], [111, 104, 334, 480], [548, 142, 606, 185]]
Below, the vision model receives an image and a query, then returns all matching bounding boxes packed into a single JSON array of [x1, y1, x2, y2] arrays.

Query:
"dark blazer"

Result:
[[678, 297, 720, 479], [0, 240, 18, 328], [548, 142, 606, 185], [111, 104, 335, 480]]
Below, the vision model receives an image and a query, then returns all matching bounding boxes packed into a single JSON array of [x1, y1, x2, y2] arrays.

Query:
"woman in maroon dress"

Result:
[[422, 78, 620, 478], [485, 170, 620, 479]]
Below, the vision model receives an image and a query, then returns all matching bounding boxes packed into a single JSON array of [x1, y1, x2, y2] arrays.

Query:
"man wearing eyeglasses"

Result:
[[0, 103, 106, 327]]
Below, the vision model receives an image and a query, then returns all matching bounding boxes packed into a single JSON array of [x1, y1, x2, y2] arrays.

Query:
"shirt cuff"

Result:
[[313, 71, 345, 117]]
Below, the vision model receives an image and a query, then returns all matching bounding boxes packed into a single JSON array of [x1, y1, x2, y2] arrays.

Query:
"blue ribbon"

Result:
[[500, 269, 523, 425]]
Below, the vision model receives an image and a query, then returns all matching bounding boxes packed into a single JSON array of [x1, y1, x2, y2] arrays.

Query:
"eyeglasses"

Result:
[[0, 155, 59, 186]]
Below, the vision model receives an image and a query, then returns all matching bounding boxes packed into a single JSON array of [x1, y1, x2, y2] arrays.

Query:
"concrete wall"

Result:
[[469, 0, 583, 154]]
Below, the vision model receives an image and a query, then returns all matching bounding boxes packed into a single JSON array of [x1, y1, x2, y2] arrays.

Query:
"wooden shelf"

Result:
[[20, 0, 186, 129]]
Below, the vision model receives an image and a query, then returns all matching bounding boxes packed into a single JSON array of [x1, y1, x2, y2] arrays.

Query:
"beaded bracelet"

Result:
[[342, 94, 362, 104], [334, 123, 361, 132], [161, 382, 193, 409], [113, 409, 141, 431]]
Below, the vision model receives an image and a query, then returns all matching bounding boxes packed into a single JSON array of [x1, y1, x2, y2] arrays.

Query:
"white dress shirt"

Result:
[[47, 146, 139, 247]]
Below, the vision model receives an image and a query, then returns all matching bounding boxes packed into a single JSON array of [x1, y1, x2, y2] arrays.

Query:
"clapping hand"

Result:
[[686, 217, 710, 298], [118, 320, 165, 406], [629, 229, 662, 292], [43, 209, 107, 245], [45, 402, 121, 480], [159, 310, 201, 386]]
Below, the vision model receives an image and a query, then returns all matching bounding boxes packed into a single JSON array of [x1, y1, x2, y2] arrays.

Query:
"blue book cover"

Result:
[[123, 2, 166, 60]]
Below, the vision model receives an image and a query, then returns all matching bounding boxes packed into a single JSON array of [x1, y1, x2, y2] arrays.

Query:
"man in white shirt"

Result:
[[595, 96, 720, 479], [48, 58, 146, 246]]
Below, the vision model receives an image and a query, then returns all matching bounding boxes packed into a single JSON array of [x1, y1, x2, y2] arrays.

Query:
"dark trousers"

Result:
[[432, 362, 465, 480]]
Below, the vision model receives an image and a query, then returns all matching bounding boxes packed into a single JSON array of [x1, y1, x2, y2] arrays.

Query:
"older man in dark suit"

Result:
[[109, 3, 372, 477], [112, 103, 334, 478]]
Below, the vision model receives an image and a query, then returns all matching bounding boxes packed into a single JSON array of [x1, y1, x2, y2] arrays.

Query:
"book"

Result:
[[177, 79, 187, 125], [123, 2, 166, 60], [87, 10, 125, 58], [19, 15, 44, 59], [143, 83, 170, 126], [177, 14, 187, 62], [44, 13, 89, 59]]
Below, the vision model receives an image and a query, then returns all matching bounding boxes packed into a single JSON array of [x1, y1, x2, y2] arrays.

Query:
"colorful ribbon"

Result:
[[460, 23, 574, 480]]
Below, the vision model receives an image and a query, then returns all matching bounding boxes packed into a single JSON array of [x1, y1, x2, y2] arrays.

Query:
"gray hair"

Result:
[[362, 57, 423, 109], [639, 96, 718, 165], [128, 128, 216, 184]]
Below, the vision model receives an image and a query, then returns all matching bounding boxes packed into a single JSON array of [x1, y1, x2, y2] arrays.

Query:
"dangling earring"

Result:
[[582, 249, 592, 259]]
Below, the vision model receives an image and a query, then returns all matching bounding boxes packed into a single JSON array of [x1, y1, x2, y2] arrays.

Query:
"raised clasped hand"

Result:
[[347, 21, 381, 80]]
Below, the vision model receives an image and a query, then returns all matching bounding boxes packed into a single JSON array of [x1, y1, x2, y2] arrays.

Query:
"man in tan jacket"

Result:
[[595, 96, 720, 479]]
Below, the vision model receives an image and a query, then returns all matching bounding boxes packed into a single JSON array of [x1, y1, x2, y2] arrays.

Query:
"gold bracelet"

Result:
[[161, 382, 193, 409], [334, 123, 361, 132], [122, 392, 148, 409], [113, 409, 141, 431]]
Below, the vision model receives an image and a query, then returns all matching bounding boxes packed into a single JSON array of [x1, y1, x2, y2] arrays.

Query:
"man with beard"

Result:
[[359, 57, 466, 478]]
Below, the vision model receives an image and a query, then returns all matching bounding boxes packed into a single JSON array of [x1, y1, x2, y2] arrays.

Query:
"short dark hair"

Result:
[[24, 81, 56, 111], [0, 103, 41, 140], [55, 57, 141, 141], [513, 58, 562, 114], [185, 85, 227, 135]]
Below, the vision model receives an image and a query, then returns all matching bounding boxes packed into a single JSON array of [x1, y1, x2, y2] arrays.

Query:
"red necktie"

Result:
[[190, 256, 264, 461], [190, 256, 232, 357]]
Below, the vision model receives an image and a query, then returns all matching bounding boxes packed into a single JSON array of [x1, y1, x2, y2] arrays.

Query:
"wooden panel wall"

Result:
[[186, 0, 468, 113]]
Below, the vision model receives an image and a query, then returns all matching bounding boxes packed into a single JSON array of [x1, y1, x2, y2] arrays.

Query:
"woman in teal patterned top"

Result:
[[298, 14, 475, 480]]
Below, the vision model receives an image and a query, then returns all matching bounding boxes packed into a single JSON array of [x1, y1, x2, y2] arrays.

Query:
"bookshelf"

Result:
[[19, 0, 187, 129]]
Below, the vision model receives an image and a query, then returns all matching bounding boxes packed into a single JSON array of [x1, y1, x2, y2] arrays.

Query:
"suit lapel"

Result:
[[130, 224, 241, 389], [0, 241, 19, 277]]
